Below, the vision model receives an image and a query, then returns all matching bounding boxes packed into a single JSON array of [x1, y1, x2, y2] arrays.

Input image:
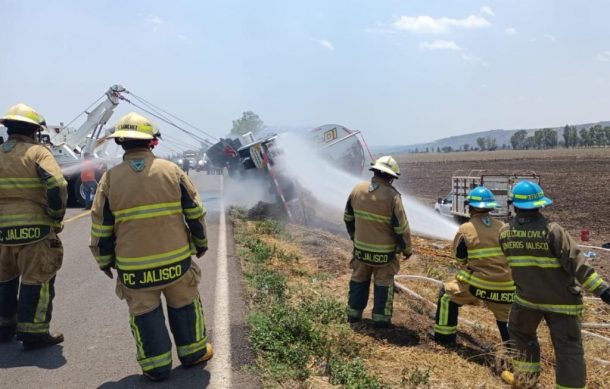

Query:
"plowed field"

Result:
[[395, 148, 610, 278]]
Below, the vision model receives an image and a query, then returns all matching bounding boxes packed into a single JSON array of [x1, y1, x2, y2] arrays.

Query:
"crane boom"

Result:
[[71, 84, 125, 155]]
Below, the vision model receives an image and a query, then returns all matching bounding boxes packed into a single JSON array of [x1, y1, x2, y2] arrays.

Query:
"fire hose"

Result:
[[579, 244, 610, 252], [393, 275, 610, 365]]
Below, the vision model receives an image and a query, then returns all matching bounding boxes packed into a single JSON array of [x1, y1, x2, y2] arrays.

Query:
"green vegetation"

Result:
[[255, 219, 284, 235], [401, 367, 431, 388], [230, 111, 265, 136], [476, 136, 497, 151], [511, 125, 610, 150], [409, 124, 610, 154], [232, 210, 387, 388], [329, 358, 386, 389]]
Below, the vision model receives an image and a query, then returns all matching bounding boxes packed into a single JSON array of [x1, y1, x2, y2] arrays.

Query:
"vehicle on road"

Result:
[[436, 170, 540, 223]]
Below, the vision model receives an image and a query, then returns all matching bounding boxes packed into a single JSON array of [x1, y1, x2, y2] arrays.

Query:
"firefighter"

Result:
[[344, 155, 412, 328], [80, 152, 98, 210], [89, 112, 213, 381], [0, 103, 67, 349], [431, 186, 514, 346], [499, 180, 610, 389]]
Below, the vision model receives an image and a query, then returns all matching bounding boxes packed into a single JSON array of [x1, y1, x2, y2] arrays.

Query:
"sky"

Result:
[[1, 0, 610, 151]]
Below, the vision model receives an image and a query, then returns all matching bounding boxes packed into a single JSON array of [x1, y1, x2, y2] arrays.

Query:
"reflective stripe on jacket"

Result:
[[499, 211, 609, 315], [0, 135, 67, 246], [452, 213, 514, 300], [344, 176, 411, 266], [89, 148, 207, 289]]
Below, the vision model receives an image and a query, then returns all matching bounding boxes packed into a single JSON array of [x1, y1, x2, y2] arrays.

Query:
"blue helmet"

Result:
[[467, 186, 499, 209], [509, 180, 553, 210]]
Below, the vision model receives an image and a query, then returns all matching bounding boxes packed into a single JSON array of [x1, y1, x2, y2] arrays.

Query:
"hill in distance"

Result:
[[371, 121, 610, 154]]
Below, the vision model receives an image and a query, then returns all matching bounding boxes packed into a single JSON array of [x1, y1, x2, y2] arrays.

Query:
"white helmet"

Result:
[[0, 103, 46, 129], [110, 112, 160, 140], [369, 155, 400, 179]]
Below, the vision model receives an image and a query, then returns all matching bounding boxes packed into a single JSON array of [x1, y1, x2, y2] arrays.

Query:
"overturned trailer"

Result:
[[206, 124, 373, 223]]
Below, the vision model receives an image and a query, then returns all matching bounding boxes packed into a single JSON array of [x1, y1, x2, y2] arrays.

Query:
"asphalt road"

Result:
[[0, 173, 259, 389]]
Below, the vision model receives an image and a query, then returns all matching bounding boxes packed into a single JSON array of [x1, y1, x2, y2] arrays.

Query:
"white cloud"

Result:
[[460, 52, 489, 67], [545, 34, 557, 42], [419, 40, 488, 66], [504, 27, 517, 36], [480, 6, 495, 17], [419, 40, 462, 51], [597, 51, 610, 62], [315, 39, 335, 51], [392, 14, 490, 34], [145, 15, 164, 24]]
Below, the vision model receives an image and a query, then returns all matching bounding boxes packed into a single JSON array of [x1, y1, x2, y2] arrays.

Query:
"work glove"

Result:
[[196, 248, 208, 258], [601, 289, 610, 305], [402, 251, 412, 260]]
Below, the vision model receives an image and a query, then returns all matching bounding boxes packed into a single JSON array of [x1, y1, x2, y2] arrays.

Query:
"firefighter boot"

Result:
[[347, 280, 370, 323], [372, 284, 394, 328], [433, 289, 459, 346], [497, 321, 510, 344], [22, 333, 64, 350], [168, 297, 211, 366], [15, 278, 57, 345], [130, 306, 173, 381], [0, 277, 19, 342], [191, 343, 214, 365]]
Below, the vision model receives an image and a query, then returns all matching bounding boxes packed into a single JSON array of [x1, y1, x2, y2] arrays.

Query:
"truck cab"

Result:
[[435, 192, 453, 217]]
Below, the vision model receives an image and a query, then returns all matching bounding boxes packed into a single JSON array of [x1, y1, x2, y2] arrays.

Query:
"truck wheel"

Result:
[[71, 176, 86, 207]]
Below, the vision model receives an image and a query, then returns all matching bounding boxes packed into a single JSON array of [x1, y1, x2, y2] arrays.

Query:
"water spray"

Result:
[[275, 132, 459, 241]]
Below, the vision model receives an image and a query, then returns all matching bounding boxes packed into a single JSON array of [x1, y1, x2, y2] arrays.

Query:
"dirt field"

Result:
[[394, 148, 610, 279]]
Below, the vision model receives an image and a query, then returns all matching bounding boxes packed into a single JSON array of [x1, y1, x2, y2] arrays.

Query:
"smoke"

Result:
[[275, 132, 458, 241], [223, 174, 276, 209]]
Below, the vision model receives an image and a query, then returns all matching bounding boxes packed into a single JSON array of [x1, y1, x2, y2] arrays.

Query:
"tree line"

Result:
[[511, 125, 610, 150], [409, 124, 610, 153]]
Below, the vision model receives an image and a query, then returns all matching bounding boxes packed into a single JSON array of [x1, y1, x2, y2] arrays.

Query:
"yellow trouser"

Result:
[[0, 233, 63, 336], [116, 261, 208, 378]]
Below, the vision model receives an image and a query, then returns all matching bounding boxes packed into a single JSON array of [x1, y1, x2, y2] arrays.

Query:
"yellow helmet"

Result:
[[370, 155, 400, 178], [0, 103, 46, 129], [110, 112, 160, 140]]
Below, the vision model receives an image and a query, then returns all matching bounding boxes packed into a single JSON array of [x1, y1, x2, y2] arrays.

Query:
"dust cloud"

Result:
[[275, 133, 459, 241]]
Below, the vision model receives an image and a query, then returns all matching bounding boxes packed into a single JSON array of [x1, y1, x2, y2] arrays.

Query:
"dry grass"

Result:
[[239, 215, 610, 388]]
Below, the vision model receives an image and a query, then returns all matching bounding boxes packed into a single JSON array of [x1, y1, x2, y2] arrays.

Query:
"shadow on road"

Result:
[[0, 341, 66, 369], [97, 366, 211, 389]]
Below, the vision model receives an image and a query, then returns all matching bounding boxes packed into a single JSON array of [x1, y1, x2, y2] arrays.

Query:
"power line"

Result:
[[62, 95, 105, 129], [163, 135, 199, 150], [120, 97, 210, 144], [128, 92, 220, 142]]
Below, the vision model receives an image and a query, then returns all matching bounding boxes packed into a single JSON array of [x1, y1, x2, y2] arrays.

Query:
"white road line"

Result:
[[210, 175, 233, 388]]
